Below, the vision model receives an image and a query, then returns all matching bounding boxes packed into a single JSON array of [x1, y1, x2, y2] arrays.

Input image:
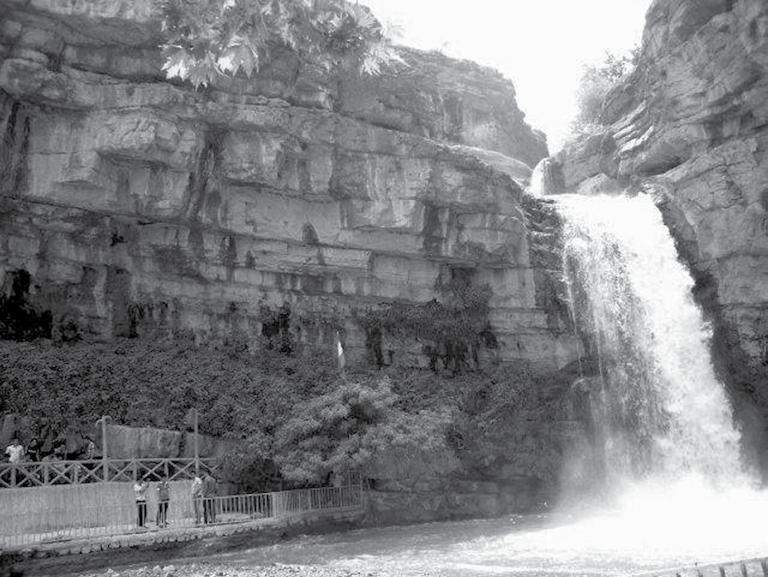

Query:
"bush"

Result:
[[571, 49, 638, 136], [0, 338, 337, 436], [0, 338, 574, 490], [273, 377, 455, 484]]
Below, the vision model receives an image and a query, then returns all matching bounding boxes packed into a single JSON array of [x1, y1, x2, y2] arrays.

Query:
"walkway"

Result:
[[2, 507, 366, 577], [1, 484, 364, 550]]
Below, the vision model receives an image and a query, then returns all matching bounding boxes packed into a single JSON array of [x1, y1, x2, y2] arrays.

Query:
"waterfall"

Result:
[[529, 157, 564, 197], [557, 193, 748, 487]]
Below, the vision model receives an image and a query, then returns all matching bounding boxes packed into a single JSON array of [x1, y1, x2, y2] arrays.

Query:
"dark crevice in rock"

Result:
[[302, 223, 319, 245], [421, 203, 444, 256], [219, 235, 238, 281], [0, 269, 53, 341], [260, 302, 294, 353], [0, 95, 32, 199], [183, 129, 225, 221], [105, 266, 135, 338]]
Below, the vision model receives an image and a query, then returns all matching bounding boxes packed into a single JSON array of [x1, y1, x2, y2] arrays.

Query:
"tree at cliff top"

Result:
[[570, 49, 638, 139], [159, 0, 402, 87]]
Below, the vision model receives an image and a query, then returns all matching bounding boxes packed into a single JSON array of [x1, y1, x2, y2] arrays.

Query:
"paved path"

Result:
[[0, 512, 263, 550]]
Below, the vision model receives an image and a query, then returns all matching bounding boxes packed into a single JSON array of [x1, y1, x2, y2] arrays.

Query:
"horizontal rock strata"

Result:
[[0, 0, 577, 371]]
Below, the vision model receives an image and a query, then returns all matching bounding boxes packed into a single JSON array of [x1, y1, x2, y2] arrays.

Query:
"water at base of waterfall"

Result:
[[205, 492, 768, 576], [199, 193, 767, 577]]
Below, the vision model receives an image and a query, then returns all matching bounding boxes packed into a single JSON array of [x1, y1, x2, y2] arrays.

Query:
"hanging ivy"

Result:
[[356, 276, 496, 374]]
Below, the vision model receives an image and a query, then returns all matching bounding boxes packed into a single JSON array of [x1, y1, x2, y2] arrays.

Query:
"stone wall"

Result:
[[0, 0, 578, 373], [1, 414, 237, 459], [101, 424, 239, 460], [555, 0, 768, 464]]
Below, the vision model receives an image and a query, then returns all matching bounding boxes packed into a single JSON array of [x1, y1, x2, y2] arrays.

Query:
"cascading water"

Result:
[[193, 192, 768, 576], [557, 193, 748, 488]]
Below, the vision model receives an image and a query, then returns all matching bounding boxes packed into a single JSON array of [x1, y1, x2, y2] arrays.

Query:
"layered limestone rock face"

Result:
[[0, 0, 577, 372], [555, 0, 768, 436]]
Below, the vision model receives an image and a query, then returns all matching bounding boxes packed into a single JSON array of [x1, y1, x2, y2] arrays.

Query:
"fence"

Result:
[[0, 482, 364, 549], [0, 458, 219, 488]]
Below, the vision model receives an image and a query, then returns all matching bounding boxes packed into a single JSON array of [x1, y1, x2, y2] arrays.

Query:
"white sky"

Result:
[[361, 0, 652, 152]]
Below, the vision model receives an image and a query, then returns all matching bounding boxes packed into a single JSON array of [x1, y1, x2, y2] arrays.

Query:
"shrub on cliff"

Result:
[[159, 0, 402, 87], [0, 338, 338, 436], [273, 377, 455, 483], [571, 49, 638, 137], [0, 338, 571, 491]]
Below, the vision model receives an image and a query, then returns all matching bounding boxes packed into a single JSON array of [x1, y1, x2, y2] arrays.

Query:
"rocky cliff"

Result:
[[555, 0, 768, 464], [0, 0, 577, 373]]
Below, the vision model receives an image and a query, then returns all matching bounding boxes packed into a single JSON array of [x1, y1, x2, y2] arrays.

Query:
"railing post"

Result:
[[193, 408, 200, 476], [10, 465, 15, 488], [271, 492, 283, 518], [97, 415, 110, 481]]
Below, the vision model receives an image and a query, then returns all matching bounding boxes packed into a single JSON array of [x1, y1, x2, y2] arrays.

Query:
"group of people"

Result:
[[133, 472, 218, 528], [4, 436, 96, 464], [9, 436, 222, 529]]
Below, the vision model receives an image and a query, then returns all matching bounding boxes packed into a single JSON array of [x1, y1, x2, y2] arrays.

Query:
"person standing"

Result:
[[191, 475, 203, 525], [134, 478, 149, 528], [202, 472, 217, 524], [156, 479, 170, 527], [83, 437, 96, 460], [26, 438, 40, 462], [4, 438, 24, 464]]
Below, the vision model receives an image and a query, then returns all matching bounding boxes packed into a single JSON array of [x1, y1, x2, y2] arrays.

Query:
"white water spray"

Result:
[[558, 193, 747, 486], [529, 159, 547, 197], [207, 193, 768, 576], [528, 157, 560, 197]]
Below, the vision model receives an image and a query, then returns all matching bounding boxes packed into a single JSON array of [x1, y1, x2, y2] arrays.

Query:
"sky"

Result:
[[361, 0, 652, 152]]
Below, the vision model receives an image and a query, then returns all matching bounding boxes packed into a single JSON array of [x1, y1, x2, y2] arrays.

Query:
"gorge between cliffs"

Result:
[[0, 0, 767, 574]]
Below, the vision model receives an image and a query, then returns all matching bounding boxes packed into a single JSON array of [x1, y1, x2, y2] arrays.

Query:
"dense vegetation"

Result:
[[159, 0, 402, 87], [571, 49, 638, 137], [0, 337, 572, 491], [357, 276, 496, 373]]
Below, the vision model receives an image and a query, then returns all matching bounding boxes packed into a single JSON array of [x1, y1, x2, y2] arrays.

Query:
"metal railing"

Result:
[[0, 483, 364, 549], [275, 484, 364, 515], [0, 458, 219, 488]]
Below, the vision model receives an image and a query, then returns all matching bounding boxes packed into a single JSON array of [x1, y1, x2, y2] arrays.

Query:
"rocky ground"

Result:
[[84, 563, 437, 577]]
